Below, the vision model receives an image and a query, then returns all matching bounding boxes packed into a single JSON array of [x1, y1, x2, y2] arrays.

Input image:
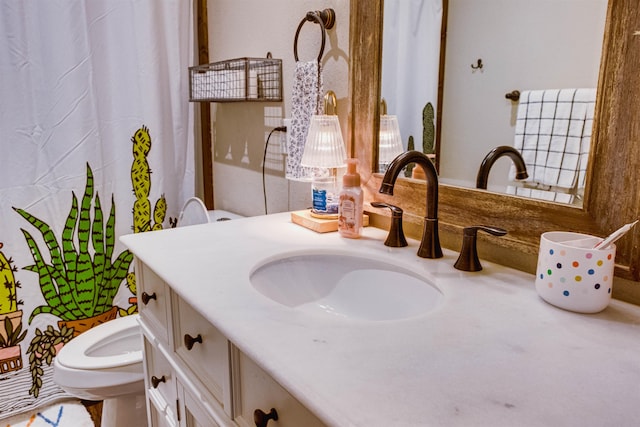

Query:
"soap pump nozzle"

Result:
[[343, 158, 360, 187]]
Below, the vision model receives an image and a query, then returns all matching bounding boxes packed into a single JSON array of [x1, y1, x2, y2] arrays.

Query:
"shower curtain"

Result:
[[382, 0, 442, 151], [0, 0, 194, 418]]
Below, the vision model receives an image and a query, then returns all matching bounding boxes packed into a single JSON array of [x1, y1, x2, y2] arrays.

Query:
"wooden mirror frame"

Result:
[[348, 0, 640, 287]]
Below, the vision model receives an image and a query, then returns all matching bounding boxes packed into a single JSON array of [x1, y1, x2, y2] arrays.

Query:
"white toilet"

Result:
[[178, 196, 244, 226], [52, 198, 243, 427], [53, 314, 147, 427]]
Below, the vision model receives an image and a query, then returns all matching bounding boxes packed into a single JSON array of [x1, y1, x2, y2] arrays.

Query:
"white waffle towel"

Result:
[[510, 88, 596, 191]]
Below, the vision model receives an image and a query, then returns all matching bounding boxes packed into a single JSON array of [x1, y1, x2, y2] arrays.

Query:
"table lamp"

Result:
[[300, 90, 347, 217]]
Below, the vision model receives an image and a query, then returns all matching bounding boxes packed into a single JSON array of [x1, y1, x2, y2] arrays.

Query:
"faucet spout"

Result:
[[476, 146, 529, 189], [379, 151, 443, 259]]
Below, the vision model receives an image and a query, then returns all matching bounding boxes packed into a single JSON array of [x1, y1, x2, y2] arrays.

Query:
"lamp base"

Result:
[[309, 210, 338, 219], [291, 210, 369, 233], [310, 173, 339, 216]]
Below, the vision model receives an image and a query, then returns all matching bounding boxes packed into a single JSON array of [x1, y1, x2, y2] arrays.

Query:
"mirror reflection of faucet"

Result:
[[476, 146, 529, 190]]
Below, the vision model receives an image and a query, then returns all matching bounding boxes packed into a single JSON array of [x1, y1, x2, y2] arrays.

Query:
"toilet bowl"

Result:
[[53, 314, 147, 427]]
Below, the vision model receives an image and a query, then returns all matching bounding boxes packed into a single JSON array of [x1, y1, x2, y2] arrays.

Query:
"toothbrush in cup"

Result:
[[593, 220, 639, 250]]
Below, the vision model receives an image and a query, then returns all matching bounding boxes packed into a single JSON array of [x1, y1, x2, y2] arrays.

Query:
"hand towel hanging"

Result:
[[508, 88, 596, 193], [285, 9, 334, 181], [285, 60, 323, 181]]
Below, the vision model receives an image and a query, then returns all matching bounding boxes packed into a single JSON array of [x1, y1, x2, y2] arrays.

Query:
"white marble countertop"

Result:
[[121, 212, 640, 427]]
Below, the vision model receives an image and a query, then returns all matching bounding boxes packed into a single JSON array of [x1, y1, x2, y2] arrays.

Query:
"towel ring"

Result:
[[293, 8, 335, 62]]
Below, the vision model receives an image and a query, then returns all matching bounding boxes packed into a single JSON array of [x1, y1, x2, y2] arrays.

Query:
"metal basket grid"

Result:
[[189, 57, 282, 102]]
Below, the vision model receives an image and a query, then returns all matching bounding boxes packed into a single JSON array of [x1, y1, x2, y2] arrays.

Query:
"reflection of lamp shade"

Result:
[[301, 115, 347, 168], [378, 115, 404, 163]]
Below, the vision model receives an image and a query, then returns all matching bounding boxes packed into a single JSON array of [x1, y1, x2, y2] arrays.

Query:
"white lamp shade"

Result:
[[300, 115, 347, 168], [378, 115, 404, 163]]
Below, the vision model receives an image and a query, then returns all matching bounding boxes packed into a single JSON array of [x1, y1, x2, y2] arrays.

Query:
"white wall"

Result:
[[202, 0, 350, 217], [439, 0, 607, 191]]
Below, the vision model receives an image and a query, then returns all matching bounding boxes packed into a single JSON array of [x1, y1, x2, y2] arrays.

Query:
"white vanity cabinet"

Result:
[[121, 213, 640, 426], [135, 259, 327, 427]]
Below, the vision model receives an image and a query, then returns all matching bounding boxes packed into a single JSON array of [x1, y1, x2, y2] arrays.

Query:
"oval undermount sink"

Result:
[[250, 253, 443, 321]]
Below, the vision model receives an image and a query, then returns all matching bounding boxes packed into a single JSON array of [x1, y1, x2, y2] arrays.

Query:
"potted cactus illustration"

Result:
[[403, 102, 436, 178], [131, 125, 167, 233], [404, 136, 416, 177], [0, 243, 22, 315], [14, 163, 132, 396], [120, 125, 173, 316], [422, 102, 435, 156], [14, 163, 133, 332], [0, 242, 26, 375], [0, 316, 27, 374], [119, 271, 138, 317]]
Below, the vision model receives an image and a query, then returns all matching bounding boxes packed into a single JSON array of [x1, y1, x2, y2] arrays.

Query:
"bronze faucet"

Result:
[[379, 151, 443, 259], [476, 146, 528, 189]]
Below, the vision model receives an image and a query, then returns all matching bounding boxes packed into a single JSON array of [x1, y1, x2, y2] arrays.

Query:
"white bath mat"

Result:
[[0, 400, 93, 427]]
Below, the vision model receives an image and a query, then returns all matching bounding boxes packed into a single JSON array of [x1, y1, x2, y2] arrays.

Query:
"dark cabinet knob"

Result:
[[151, 375, 166, 388], [254, 408, 278, 427], [141, 291, 157, 305], [184, 333, 202, 350]]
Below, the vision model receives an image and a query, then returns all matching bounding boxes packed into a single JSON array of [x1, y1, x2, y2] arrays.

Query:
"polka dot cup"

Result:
[[535, 231, 615, 313]]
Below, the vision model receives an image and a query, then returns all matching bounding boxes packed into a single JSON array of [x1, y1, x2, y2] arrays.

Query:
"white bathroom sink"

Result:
[[250, 253, 443, 321]]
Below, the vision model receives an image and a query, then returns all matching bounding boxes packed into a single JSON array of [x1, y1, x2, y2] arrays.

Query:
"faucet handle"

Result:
[[371, 202, 408, 247], [454, 225, 507, 272]]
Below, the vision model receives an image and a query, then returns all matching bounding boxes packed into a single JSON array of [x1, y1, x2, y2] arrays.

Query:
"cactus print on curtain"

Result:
[[0, 0, 194, 419]]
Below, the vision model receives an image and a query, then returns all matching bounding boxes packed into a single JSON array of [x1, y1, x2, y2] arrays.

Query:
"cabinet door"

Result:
[[172, 292, 231, 413], [148, 398, 178, 427], [144, 335, 178, 425], [232, 350, 327, 427], [137, 260, 172, 345], [178, 381, 224, 427]]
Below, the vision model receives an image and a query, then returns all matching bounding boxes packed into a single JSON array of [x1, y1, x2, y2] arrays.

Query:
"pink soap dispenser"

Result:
[[338, 158, 363, 238]]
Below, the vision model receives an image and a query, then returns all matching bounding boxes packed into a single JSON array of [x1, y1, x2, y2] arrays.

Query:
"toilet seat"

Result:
[[56, 314, 142, 370], [178, 197, 210, 226]]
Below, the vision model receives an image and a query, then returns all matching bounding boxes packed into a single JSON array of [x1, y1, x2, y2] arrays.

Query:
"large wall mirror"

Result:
[[379, 0, 607, 207], [349, 0, 640, 288]]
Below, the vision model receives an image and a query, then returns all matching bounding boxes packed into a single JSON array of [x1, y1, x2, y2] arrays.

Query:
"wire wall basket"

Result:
[[189, 54, 282, 102]]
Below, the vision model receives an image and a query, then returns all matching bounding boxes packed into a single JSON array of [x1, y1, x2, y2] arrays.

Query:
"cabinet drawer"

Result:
[[137, 261, 171, 344], [172, 293, 231, 411], [144, 336, 178, 423], [234, 351, 326, 427]]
